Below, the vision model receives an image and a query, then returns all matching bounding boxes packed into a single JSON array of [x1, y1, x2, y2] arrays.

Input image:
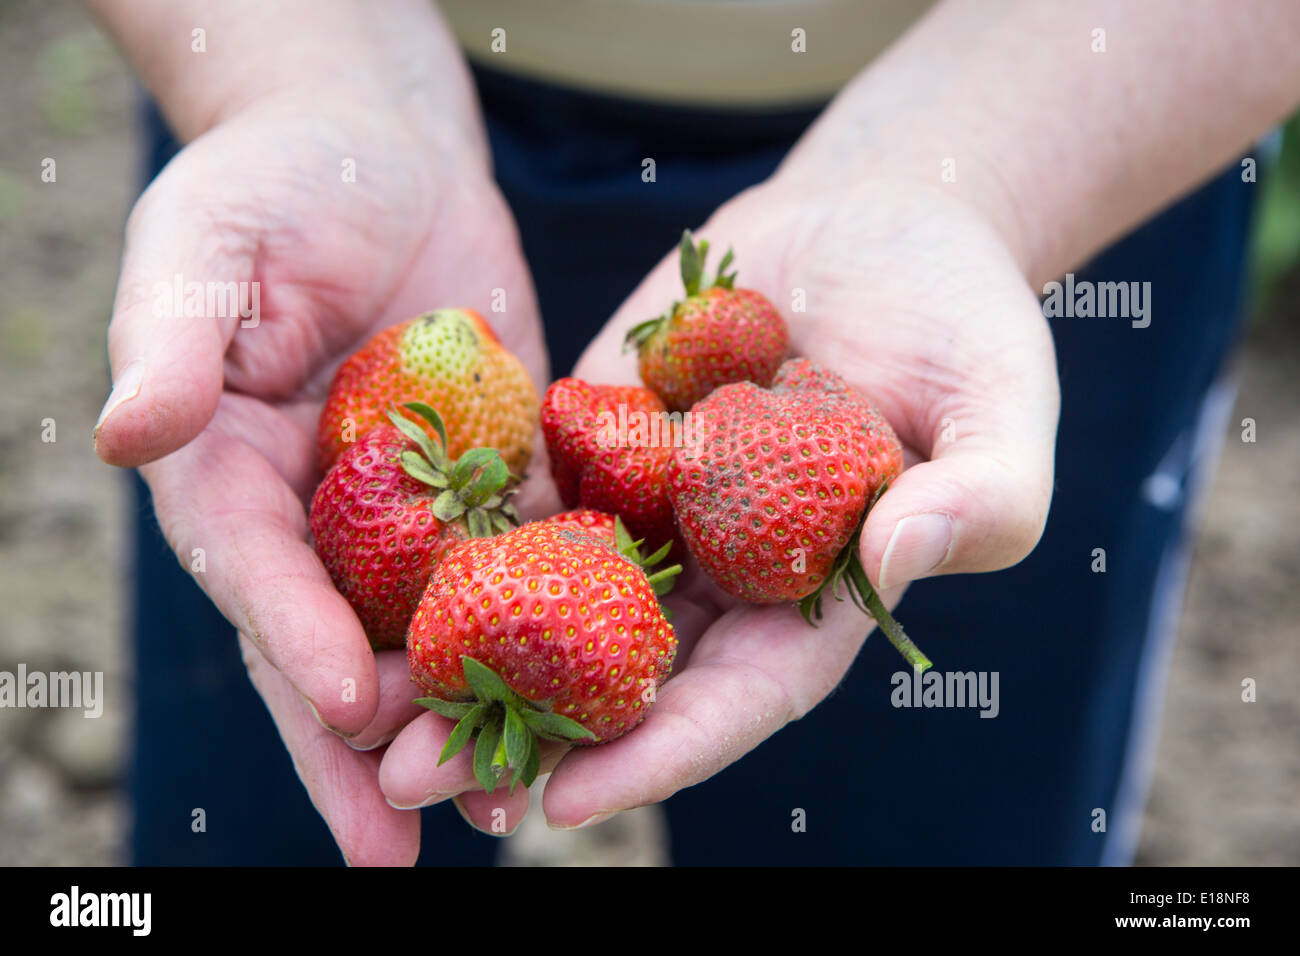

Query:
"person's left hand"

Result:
[[93, 81, 553, 863]]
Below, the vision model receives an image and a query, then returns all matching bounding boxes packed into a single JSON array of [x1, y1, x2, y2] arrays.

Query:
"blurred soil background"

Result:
[[0, 0, 1296, 865]]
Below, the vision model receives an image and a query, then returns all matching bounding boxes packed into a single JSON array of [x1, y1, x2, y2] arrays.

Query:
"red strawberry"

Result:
[[310, 404, 519, 649], [407, 521, 680, 793], [668, 358, 930, 670], [318, 308, 539, 475], [540, 377, 678, 554], [625, 231, 789, 412], [541, 508, 618, 545], [542, 511, 679, 594]]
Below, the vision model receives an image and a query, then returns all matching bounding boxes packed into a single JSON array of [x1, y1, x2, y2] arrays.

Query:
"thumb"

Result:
[[94, 165, 248, 467], [861, 430, 1058, 592]]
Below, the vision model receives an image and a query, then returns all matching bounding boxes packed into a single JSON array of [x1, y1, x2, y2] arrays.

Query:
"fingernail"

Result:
[[344, 731, 396, 752], [94, 360, 145, 433], [386, 791, 455, 811], [549, 810, 616, 831], [878, 513, 952, 589], [300, 693, 357, 738]]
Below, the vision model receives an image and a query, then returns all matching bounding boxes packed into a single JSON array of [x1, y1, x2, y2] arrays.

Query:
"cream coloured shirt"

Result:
[[438, 0, 934, 108]]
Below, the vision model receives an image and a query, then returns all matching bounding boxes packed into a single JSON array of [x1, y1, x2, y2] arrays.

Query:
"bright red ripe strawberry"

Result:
[[310, 404, 519, 649], [668, 358, 930, 670], [541, 511, 680, 599], [317, 308, 539, 475], [625, 231, 789, 412], [408, 521, 679, 793], [540, 377, 678, 554]]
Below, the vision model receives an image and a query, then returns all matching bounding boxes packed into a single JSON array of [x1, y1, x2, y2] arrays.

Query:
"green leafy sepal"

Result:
[[386, 403, 520, 539], [415, 657, 597, 795]]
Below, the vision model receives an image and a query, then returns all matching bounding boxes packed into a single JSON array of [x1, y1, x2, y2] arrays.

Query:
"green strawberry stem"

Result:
[[491, 730, 509, 778], [644, 565, 683, 590], [797, 483, 933, 672], [844, 552, 933, 674]]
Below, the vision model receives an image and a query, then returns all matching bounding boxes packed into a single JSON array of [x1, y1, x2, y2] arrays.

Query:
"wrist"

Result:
[[87, 0, 487, 167], [773, 109, 1039, 285]]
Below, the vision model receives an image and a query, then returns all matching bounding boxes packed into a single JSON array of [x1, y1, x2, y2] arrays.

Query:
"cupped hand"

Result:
[[94, 85, 552, 865], [528, 173, 1059, 828]]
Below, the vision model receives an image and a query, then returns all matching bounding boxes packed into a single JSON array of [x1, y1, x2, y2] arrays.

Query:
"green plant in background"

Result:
[[1250, 113, 1300, 314], [1, 307, 50, 366], [0, 168, 28, 221], [36, 30, 116, 137]]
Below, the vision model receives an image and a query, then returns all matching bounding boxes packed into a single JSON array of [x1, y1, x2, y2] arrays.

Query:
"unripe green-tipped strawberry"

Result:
[[540, 377, 678, 554], [310, 404, 519, 649], [318, 309, 539, 475], [668, 358, 930, 671], [408, 520, 680, 794], [625, 231, 789, 412]]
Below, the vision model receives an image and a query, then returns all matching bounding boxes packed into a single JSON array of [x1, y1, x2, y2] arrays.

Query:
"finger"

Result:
[[542, 594, 875, 828], [862, 446, 1055, 591], [857, 304, 1060, 591], [344, 650, 428, 752], [240, 634, 420, 867], [453, 786, 532, 837], [379, 712, 481, 809], [95, 163, 251, 467], [379, 710, 567, 810], [140, 419, 378, 736]]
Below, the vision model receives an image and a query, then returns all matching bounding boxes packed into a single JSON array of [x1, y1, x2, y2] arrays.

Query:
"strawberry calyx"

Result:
[[386, 403, 520, 539], [623, 229, 738, 353], [415, 656, 596, 794], [676, 228, 737, 296], [797, 483, 934, 673], [611, 516, 681, 599]]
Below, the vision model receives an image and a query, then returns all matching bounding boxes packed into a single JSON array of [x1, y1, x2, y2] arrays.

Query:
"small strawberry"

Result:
[[407, 521, 680, 793], [318, 308, 539, 475], [668, 358, 930, 670], [625, 230, 789, 412], [540, 377, 678, 554], [310, 403, 519, 649]]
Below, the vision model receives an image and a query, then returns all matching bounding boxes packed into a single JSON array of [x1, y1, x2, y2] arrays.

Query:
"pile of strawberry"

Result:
[[307, 236, 929, 797]]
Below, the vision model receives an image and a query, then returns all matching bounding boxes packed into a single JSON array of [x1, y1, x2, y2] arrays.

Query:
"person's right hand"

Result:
[[93, 76, 550, 865]]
